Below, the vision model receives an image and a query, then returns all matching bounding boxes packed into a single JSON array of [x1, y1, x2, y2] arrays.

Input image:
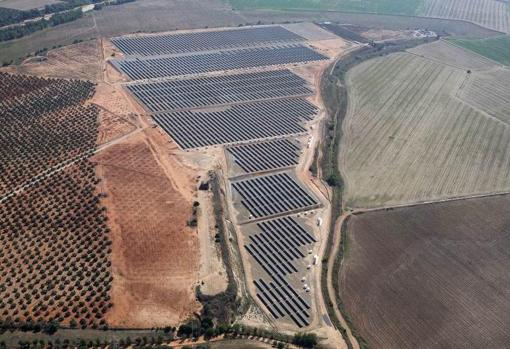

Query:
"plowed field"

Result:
[[340, 195, 510, 348]]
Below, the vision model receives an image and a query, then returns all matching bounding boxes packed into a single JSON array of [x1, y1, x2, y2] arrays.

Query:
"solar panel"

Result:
[[112, 45, 328, 80], [153, 99, 317, 149], [111, 26, 305, 56], [126, 69, 312, 112], [227, 138, 301, 174], [233, 172, 320, 219]]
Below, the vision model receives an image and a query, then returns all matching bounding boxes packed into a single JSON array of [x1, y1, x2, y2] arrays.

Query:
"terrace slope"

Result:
[[340, 194, 510, 348], [340, 50, 510, 208]]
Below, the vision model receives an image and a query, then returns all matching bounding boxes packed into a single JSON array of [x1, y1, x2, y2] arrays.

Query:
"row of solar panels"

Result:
[[152, 99, 317, 149], [127, 69, 312, 112], [227, 138, 301, 174], [233, 172, 319, 220], [112, 26, 305, 56], [112, 45, 328, 80]]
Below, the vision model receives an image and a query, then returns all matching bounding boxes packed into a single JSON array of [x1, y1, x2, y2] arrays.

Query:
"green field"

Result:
[[229, 0, 423, 16], [449, 35, 510, 66]]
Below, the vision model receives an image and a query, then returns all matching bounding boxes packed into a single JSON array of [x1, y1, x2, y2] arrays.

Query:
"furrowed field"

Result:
[[340, 44, 510, 208], [420, 0, 510, 33], [340, 195, 510, 348]]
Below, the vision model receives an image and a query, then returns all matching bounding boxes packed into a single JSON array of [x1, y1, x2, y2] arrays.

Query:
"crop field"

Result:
[[230, 0, 422, 16], [0, 73, 112, 328], [94, 134, 199, 328], [340, 52, 510, 208], [408, 40, 497, 70], [449, 35, 510, 65], [127, 69, 312, 112], [340, 195, 510, 348], [458, 69, 510, 124], [420, 0, 510, 33]]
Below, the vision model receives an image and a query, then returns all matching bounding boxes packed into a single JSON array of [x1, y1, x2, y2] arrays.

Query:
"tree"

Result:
[[293, 333, 318, 348]]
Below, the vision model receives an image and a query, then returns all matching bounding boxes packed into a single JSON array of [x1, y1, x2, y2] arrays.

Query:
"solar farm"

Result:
[[126, 69, 312, 112], [153, 99, 316, 149], [111, 26, 306, 56], [112, 45, 328, 80], [109, 23, 341, 331], [226, 138, 301, 175]]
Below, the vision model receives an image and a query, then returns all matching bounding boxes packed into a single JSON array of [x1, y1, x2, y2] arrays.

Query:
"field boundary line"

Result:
[[352, 190, 510, 214]]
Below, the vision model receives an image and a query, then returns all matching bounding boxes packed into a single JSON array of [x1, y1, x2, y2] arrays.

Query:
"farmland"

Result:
[[0, 73, 111, 329], [230, 0, 422, 16], [449, 34, 510, 65], [339, 44, 510, 208], [340, 195, 510, 348], [420, 0, 510, 33]]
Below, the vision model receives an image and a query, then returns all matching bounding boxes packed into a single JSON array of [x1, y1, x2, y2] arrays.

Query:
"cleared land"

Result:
[[95, 133, 200, 328], [420, 0, 510, 33], [449, 34, 510, 65], [340, 195, 510, 348], [340, 51, 510, 208]]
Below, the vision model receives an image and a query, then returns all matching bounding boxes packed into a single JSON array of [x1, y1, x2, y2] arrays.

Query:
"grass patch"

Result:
[[448, 35, 510, 66], [229, 0, 423, 16]]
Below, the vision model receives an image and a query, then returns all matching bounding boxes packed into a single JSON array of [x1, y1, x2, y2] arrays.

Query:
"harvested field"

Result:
[[95, 134, 199, 328], [420, 0, 510, 33], [340, 195, 510, 348], [408, 39, 497, 70], [458, 68, 510, 124], [449, 34, 510, 66], [340, 52, 510, 208]]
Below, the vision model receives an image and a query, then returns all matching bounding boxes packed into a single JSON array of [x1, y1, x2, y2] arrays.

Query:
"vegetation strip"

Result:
[[317, 36, 438, 349]]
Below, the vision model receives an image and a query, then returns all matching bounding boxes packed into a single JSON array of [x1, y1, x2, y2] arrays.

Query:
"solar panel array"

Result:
[[126, 69, 312, 112], [228, 138, 300, 174], [153, 99, 317, 149], [232, 172, 319, 219], [246, 216, 316, 327], [111, 26, 305, 56], [112, 45, 328, 80]]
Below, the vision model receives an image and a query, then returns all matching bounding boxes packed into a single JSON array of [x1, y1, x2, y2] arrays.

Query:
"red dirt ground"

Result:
[[94, 133, 199, 328]]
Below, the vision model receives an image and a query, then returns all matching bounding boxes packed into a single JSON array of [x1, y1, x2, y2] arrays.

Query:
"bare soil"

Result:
[[94, 132, 200, 328], [341, 195, 510, 348], [17, 40, 102, 81]]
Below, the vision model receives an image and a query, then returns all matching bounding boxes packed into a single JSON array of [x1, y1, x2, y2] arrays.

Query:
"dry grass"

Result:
[[420, 0, 510, 33], [341, 195, 510, 348], [340, 52, 510, 208]]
